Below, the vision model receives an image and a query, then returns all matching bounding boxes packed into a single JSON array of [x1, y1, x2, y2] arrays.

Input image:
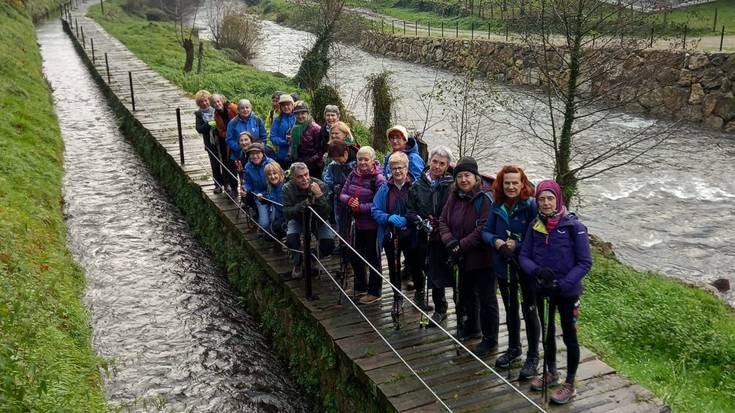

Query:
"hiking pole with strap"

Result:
[[417, 216, 433, 328], [540, 293, 551, 406], [391, 228, 402, 330], [453, 260, 463, 355]]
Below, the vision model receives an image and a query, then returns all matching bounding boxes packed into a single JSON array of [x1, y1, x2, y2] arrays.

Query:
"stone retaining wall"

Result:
[[360, 32, 735, 132]]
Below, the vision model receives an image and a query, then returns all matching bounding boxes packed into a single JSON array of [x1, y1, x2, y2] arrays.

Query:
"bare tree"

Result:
[[294, 0, 346, 90], [431, 60, 498, 162], [507, 0, 677, 204], [161, 0, 200, 72]]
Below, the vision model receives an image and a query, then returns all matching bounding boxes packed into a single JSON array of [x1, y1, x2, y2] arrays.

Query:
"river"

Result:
[[200, 13, 735, 305], [37, 20, 309, 412]]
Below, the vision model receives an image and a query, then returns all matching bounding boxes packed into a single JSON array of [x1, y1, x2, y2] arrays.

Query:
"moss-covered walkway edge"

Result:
[[61, 19, 393, 413]]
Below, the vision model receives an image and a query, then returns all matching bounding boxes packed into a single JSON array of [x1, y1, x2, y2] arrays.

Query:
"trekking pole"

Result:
[[391, 229, 402, 330], [541, 294, 551, 406], [453, 262, 462, 355], [418, 217, 431, 328]]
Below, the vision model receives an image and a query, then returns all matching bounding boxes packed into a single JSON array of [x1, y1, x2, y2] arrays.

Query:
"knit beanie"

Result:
[[453, 157, 479, 177], [535, 179, 564, 214]]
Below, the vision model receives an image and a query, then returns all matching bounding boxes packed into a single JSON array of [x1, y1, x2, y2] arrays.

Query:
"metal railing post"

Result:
[[104, 52, 110, 83], [176, 108, 185, 164], [90, 38, 95, 63], [683, 25, 688, 50], [128, 71, 136, 111], [75, 18, 79, 37], [100, 0, 104, 14], [403, 20, 406, 36], [81, 26, 85, 48], [720, 26, 725, 51], [303, 206, 314, 299]]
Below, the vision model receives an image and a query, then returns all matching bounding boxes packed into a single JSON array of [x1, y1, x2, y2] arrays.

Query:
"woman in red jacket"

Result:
[[439, 157, 498, 356]]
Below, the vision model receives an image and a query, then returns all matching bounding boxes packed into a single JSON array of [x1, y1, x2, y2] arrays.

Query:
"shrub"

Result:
[[218, 12, 262, 63]]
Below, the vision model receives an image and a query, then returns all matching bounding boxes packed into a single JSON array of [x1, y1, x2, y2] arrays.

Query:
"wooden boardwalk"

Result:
[[63, 4, 667, 412]]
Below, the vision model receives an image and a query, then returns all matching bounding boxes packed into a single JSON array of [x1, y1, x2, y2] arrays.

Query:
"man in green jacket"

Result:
[[284, 162, 335, 278]]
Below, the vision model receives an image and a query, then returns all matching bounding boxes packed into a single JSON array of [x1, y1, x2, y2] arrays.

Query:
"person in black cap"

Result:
[[438, 156, 498, 356]]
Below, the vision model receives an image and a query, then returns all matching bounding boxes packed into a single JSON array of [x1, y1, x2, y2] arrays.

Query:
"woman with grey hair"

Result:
[[226, 99, 267, 169], [406, 145, 456, 321], [318, 104, 341, 150]]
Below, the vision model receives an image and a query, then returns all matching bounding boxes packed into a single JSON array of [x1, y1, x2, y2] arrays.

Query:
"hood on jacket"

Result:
[[353, 160, 382, 178]]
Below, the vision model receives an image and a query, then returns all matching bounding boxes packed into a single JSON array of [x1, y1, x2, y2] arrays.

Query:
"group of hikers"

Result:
[[193, 89, 593, 405]]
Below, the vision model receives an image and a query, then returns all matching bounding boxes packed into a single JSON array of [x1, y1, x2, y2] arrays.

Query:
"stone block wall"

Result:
[[360, 32, 735, 132]]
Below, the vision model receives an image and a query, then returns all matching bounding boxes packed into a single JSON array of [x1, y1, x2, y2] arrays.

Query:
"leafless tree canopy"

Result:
[[504, 0, 677, 203]]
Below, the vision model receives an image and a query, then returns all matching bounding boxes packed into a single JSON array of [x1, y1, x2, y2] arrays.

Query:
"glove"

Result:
[[207, 120, 216, 128], [498, 244, 514, 262], [388, 215, 407, 228], [536, 278, 559, 297], [445, 239, 461, 257], [536, 267, 555, 282]]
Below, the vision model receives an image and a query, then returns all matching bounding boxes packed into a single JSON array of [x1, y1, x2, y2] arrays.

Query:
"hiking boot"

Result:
[[472, 339, 498, 357], [359, 294, 382, 305], [426, 311, 447, 327], [414, 291, 434, 312], [494, 348, 522, 368], [291, 266, 302, 280], [530, 371, 560, 391], [457, 328, 482, 342], [391, 299, 403, 323], [550, 382, 576, 404], [518, 357, 539, 381]]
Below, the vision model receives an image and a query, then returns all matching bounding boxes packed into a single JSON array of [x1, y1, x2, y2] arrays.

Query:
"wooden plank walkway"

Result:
[[63, 4, 668, 412]]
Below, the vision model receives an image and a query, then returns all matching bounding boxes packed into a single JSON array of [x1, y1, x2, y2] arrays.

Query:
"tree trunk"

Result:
[[196, 41, 203, 74], [556, 29, 583, 206], [182, 38, 194, 73]]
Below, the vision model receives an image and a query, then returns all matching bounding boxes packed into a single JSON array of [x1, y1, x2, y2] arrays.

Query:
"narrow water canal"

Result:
[[244, 18, 735, 304], [37, 20, 309, 412]]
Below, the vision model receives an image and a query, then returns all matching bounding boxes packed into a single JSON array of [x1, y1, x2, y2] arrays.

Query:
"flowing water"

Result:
[[37, 20, 309, 412], [200, 14, 735, 305]]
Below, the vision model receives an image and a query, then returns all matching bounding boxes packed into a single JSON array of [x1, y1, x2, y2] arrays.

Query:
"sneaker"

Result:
[[530, 371, 560, 391], [291, 266, 302, 279], [359, 294, 382, 305], [426, 311, 447, 327], [472, 339, 498, 357], [518, 357, 539, 381], [550, 382, 576, 404], [494, 348, 522, 368]]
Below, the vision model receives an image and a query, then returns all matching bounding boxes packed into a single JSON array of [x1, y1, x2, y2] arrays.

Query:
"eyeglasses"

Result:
[[390, 166, 406, 171]]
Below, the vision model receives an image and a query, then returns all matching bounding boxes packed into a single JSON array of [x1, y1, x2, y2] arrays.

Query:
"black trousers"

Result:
[[351, 229, 382, 296], [458, 268, 499, 345], [498, 276, 540, 358], [538, 295, 581, 384], [384, 235, 424, 301]]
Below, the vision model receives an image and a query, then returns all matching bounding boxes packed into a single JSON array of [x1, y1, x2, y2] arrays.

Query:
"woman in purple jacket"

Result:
[[339, 146, 386, 305], [519, 179, 592, 405], [439, 157, 497, 356]]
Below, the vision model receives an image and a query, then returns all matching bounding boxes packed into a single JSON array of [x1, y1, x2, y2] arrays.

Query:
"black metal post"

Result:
[[392, 20, 394, 34], [75, 18, 78, 37], [100, 0, 103, 14], [302, 206, 314, 299], [488, 22, 491, 39], [721, 25, 725, 51], [441, 21, 444, 37], [428, 21, 431, 37], [505, 23, 509, 41], [471, 22, 474, 40], [90, 38, 95, 63], [415, 20, 418, 37], [176, 108, 185, 164], [650, 26, 654, 48], [128, 71, 136, 111], [683, 24, 687, 49], [714, 8, 718, 32], [403, 20, 406, 36], [81, 26, 85, 48], [456, 22, 459, 38], [104, 52, 110, 83], [381, 19, 384, 33]]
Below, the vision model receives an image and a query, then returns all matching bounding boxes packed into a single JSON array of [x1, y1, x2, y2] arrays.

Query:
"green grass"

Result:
[[346, 0, 735, 36], [0, 1, 106, 411], [89, 0, 373, 145], [581, 250, 735, 412]]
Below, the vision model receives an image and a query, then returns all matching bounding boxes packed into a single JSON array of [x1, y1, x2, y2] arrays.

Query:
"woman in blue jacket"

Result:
[[269, 94, 296, 169], [226, 99, 267, 163], [482, 165, 539, 380], [241, 143, 275, 232], [519, 179, 592, 405], [263, 162, 286, 240]]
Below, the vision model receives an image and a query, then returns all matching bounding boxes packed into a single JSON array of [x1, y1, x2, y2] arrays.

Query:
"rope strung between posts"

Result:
[[308, 206, 547, 412], [309, 252, 455, 412]]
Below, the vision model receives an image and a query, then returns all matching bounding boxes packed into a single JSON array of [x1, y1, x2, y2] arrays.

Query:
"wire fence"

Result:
[[62, 4, 551, 411]]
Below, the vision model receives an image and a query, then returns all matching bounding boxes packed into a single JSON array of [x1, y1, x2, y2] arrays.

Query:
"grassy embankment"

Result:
[[338, 0, 735, 36], [90, 2, 735, 412], [0, 1, 106, 411], [86, 0, 372, 144]]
